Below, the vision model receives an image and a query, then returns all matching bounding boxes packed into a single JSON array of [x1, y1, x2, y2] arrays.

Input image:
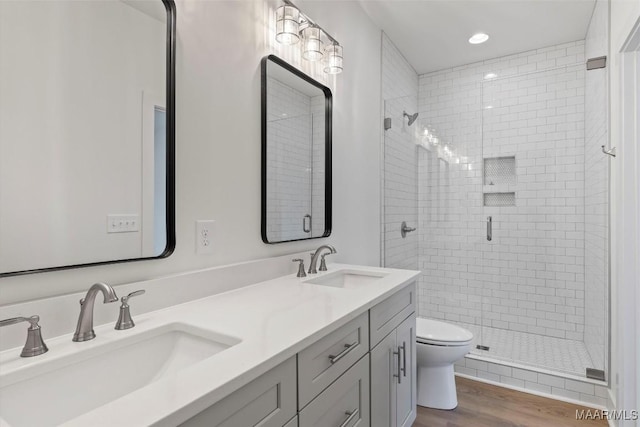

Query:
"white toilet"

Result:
[[415, 317, 473, 410]]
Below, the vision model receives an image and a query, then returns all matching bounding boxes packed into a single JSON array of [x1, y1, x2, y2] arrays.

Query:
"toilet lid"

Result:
[[416, 318, 473, 345]]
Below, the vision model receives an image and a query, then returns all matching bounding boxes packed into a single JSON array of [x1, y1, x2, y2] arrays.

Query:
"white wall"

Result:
[[0, 0, 382, 305], [609, 0, 640, 421]]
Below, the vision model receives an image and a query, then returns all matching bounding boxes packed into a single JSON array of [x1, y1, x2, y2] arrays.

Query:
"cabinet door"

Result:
[[370, 330, 397, 427], [299, 355, 370, 427], [395, 315, 416, 427], [180, 357, 297, 427]]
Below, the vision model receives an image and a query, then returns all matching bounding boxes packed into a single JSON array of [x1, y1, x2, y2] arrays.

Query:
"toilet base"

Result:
[[417, 364, 458, 410]]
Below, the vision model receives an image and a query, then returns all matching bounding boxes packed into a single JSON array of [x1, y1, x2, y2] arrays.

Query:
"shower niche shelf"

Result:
[[484, 192, 516, 207], [483, 156, 516, 206], [484, 156, 516, 186]]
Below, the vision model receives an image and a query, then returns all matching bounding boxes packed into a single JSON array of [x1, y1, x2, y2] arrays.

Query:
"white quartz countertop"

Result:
[[0, 264, 419, 427]]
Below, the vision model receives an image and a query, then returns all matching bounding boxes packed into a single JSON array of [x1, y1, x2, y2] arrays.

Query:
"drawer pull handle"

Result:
[[401, 341, 407, 377], [329, 341, 358, 364], [393, 348, 402, 384], [339, 408, 359, 427]]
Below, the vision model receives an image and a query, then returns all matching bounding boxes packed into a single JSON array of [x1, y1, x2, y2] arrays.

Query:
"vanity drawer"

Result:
[[298, 312, 369, 409], [299, 355, 370, 427], [180, 357, 296, 427], [369, 283, 416, 348]]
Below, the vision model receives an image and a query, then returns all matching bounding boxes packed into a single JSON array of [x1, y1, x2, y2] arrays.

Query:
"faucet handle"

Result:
[[0, 315, 39, 328], [115, 290, 145, 330], [121, 290, 145, 305], [292, 259, 307, 278], [319, 253, 333, 272], [0, 315, 48, 357]]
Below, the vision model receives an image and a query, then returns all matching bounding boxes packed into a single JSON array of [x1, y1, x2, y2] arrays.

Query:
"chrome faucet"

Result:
[[308, 245, 337, 274], [73, 282, 118, 342]]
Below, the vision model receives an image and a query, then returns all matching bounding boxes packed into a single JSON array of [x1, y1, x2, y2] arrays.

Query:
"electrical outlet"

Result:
[[107, 214, 140, 233], [196, 220, 215, 255]]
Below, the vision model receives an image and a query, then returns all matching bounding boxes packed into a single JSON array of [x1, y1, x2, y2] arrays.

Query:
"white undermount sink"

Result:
[[305, 269, 388, 289], [0, 323, 240, 427]]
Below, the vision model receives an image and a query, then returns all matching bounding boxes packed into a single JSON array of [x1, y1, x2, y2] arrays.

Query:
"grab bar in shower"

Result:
[[487, 216, 492, 241]]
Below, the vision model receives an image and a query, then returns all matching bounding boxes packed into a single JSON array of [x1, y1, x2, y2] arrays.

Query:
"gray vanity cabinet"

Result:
[[369, 282, 416, 427], [395, 315, 416, 427], [299, 355, 370, 426], [180, 357, 297, 427], [298, 312, 369, 408], [369, 284, 416, 347], [181, 282, 416, 427], [371, 315, 416, 427], [370, 331, 397, 426]]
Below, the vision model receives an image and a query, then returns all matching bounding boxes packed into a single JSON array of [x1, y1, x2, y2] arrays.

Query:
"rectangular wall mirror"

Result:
[[0, 0, 176, 276], [261, 55, 332, 244]]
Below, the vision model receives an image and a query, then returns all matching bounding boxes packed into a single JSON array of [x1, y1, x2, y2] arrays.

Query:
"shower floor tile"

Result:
[[456, 322, 595, 377]]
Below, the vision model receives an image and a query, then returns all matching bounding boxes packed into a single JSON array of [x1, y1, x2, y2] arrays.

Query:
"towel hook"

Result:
[[602, 145, 616, 157]]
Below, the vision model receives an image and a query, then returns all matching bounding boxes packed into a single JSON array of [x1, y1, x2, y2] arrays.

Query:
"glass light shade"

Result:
[[323, 44, 343, 74], [276, 5, 300, 45], [301, 26, 323, 61]]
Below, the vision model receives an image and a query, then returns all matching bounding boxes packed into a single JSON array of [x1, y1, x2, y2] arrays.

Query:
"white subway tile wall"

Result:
[[583, 0, 609, 373], [417, 42, 596, 346], [381, 33, 419, 270]]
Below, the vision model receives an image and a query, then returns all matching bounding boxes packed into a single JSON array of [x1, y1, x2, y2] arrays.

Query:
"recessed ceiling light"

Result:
[[469, 33, 489, 44], [484, 72, 498, 80]]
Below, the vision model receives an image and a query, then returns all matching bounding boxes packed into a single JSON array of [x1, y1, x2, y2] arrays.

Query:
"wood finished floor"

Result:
[[413, 377, 608, 427]]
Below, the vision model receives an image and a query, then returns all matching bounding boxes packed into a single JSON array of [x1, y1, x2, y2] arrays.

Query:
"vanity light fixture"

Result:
[[469, 32, 489, 44], [275, 5, 300, 45], [275, 0, 343, 74], [324, 43, 343, 74], [301, 25, 324, 61]]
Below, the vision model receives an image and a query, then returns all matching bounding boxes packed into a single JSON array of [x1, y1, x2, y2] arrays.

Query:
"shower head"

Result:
[[403, 111, 419, 126]]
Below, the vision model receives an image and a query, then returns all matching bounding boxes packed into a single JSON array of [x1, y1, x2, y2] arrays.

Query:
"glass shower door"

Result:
[[388, 82, 485, 351], [382, 96, 419, 272], [480, 63, 609, 380]]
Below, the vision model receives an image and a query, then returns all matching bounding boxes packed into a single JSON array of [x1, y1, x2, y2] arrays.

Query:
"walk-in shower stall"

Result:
[[381, 1, 610, 395]]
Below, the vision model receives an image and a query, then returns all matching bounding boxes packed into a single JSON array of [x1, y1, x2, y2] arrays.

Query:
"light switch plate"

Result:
[[107, 214, 139, 233], [196, 220, 215, 255]]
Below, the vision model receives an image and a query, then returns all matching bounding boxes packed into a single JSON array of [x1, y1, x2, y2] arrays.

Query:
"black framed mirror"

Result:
[[0, 0, 176, 276], [261, 55, 332, 244]]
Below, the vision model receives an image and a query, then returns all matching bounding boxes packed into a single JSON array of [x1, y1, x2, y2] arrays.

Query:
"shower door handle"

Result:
[[303, 214, 311, 233], [487, 216, 492, 241]]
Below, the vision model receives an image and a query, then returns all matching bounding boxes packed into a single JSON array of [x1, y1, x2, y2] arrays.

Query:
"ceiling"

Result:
[[359, 0, 597, 74]]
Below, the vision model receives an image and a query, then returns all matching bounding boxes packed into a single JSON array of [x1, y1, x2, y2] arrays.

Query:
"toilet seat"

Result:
[[416, 318, 473, 346]]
